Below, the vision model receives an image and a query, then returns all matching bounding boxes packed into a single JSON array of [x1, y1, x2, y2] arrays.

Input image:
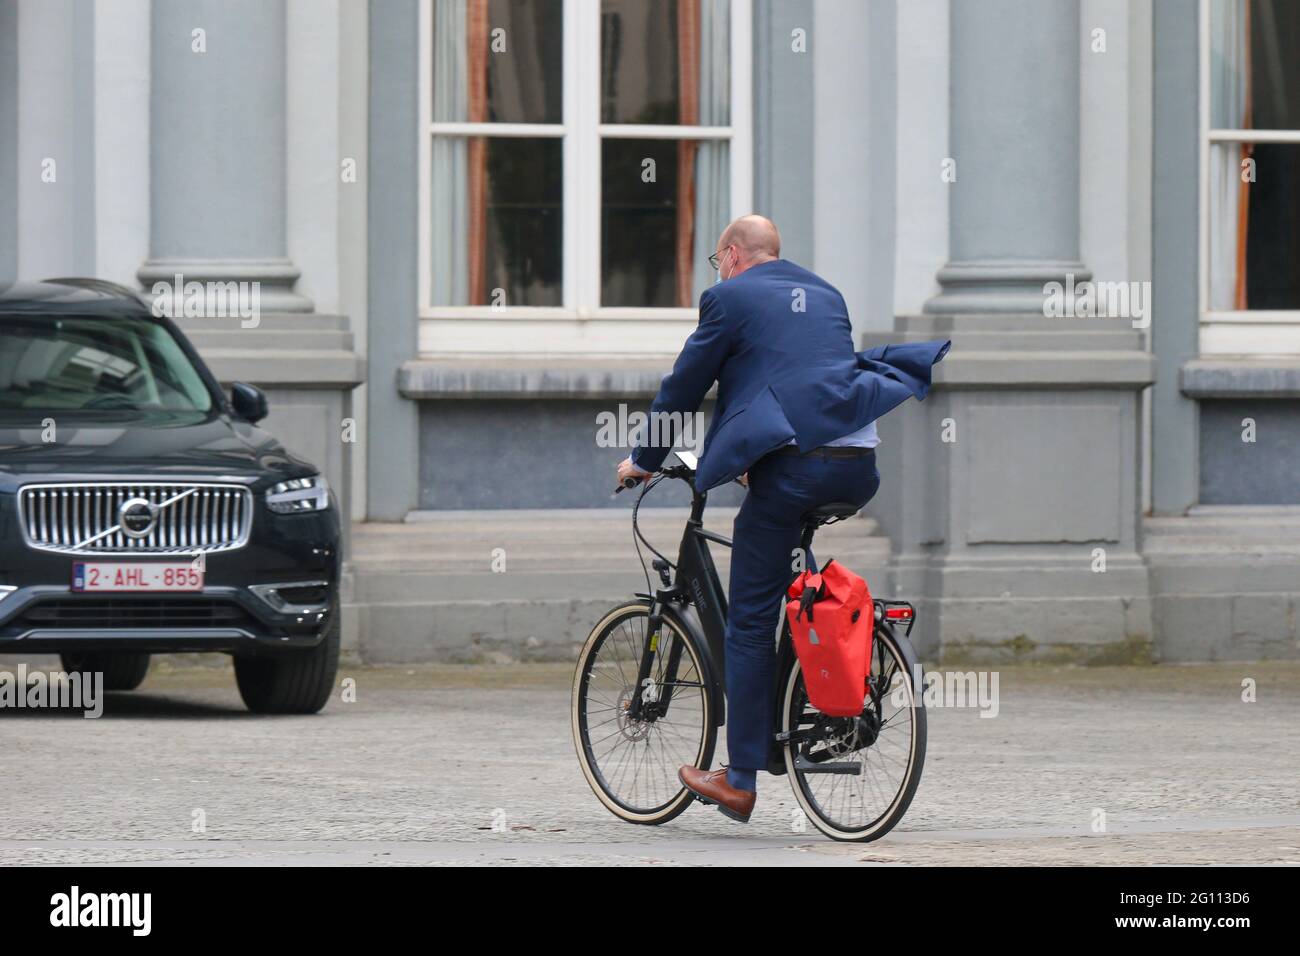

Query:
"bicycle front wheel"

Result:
[[780, 623, 927, 842], [572, 601, 716, 825]]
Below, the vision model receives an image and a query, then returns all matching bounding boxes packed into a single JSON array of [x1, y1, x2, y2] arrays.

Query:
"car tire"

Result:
[[234, 604, 341, 715], [59, 652, 152, 691]]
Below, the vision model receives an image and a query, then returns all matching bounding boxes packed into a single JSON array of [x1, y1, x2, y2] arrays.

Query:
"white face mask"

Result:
[[716, 248, 731, 284]]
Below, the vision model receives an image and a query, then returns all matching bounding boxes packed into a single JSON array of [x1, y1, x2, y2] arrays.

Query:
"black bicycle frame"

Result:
[[675, 489, 732, 684], [623, 476, 729, 722]]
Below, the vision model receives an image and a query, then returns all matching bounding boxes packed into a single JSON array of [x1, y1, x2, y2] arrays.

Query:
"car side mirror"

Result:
[[230, 382, 268, 423]]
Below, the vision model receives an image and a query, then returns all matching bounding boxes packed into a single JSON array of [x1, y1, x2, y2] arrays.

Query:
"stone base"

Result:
[[1145, 509, 1300, 662], [877, 511, 1300, 665], [885, 552, 1153, 665]]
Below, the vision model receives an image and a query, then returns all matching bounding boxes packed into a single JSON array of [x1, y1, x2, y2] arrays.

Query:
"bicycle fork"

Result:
[[625, 595, 686, 724]]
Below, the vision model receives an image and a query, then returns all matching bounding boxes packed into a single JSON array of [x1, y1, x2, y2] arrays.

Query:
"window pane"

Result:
[[601, 0, 730, 126], [1211, 0, 1300, 130], [433, 0, 563, 124], [601, 137, 729, 308], [1208, 142, 1300, 310], [431, 136, 562, 306]]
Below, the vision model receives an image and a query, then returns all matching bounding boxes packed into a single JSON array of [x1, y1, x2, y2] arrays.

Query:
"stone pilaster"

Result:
[[871, 0, 1155, 664], [925, 0, 1089, 315], [138, 0, 310, 312]]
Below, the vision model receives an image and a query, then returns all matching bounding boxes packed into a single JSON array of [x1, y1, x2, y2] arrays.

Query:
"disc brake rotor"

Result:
[[616, 687, 652, 742]]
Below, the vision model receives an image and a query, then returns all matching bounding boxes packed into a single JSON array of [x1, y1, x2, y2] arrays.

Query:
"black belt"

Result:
[[774, 445, 875, 460]]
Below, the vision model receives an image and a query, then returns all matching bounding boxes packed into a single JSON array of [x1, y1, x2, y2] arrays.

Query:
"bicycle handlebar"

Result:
[[613, 461, 697, 494]]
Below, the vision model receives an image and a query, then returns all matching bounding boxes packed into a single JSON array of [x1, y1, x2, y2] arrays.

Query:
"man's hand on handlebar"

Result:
[[615, 456, 653, 493]]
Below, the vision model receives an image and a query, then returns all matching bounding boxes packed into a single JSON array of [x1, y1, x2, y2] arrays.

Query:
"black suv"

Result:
[[0, 279, 341, 713]]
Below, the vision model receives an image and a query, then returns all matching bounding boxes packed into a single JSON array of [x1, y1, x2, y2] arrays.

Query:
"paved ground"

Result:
[[1, 657, 1298, 866]]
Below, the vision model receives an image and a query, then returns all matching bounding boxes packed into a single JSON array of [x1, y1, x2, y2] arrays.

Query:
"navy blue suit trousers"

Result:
[[724, 448, 881, 774]]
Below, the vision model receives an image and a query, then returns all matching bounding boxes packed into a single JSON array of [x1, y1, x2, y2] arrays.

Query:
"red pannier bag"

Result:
[[785, 559, 873, 717]]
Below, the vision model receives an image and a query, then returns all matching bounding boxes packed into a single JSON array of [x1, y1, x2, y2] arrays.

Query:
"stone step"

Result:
[[344, 509, 893, 662], [1144, 509, 1300, 554], [349, 507, 887, 571]]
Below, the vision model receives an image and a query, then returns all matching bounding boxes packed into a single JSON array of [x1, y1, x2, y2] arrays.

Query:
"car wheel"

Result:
[[234, 605, 341, 715], [59, 652, 152, 691]]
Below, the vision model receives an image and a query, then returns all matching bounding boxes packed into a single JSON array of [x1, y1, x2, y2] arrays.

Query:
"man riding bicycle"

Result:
[[617, 214, 948, 823]]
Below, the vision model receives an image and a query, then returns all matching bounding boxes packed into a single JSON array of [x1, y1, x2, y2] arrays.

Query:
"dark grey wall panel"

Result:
[[418, 399, 746, 511], [1200, 400, 1300, 505]]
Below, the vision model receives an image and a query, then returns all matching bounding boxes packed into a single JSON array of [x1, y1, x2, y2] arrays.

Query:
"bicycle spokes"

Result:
[[577, 608, 712, 817], [787, 631, 920, 836]]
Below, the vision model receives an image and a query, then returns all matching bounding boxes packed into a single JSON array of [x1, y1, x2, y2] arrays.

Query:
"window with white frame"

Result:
[[420, 0, 751, 319], [1203, 0, 1300, 340]]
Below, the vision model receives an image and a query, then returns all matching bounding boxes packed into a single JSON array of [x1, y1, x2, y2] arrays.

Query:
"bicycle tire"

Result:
[[780, 622, 927, 842], [572, 601, 717, 825]]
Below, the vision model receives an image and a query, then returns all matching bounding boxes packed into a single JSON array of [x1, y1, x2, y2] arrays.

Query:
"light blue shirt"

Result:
[[785, 420, 879, 449], [630, 419, 877, 477]]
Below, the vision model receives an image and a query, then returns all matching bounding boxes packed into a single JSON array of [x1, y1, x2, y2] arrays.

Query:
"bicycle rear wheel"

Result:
[[572, 601, 716, 825], [780, 622, 927, 841]]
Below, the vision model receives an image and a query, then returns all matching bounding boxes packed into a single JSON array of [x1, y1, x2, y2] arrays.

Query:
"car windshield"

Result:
[[0, 314, 215, 420]]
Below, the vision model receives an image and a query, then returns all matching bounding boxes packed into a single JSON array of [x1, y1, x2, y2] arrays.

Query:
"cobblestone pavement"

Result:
[[1, 658, 1297, 866]]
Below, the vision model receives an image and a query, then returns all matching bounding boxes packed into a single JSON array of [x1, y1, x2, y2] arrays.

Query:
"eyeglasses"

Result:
[[708, 247, 729, 272]]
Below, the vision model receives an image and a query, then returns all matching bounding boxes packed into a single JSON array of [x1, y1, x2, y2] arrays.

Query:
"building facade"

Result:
[[2, 0, 1298, 662]]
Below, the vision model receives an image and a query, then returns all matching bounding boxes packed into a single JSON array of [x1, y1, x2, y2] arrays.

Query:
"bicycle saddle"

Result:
[[802, 502, 862, 526]]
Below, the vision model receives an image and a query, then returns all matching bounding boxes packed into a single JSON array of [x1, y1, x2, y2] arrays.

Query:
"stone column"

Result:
[[866, 0, 1156, 665], [138, 0, 309, 311], [926, 0, 1089, 314]]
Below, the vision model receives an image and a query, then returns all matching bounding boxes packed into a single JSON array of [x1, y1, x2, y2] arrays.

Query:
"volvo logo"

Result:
[[118, 497, 160, 539]]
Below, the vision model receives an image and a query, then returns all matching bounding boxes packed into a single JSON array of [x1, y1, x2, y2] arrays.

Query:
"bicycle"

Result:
[[571, 452, 927, 842]]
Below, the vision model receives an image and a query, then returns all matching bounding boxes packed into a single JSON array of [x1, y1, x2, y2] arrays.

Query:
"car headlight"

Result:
[[266, 475, 331, 514]]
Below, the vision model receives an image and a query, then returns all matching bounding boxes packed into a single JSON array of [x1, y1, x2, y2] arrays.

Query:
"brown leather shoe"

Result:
[[679, 766, 756, 823]]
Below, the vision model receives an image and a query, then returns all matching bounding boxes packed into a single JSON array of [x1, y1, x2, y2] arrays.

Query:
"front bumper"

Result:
[[0, 584, 333, 653], [0, 503, 341, 655]]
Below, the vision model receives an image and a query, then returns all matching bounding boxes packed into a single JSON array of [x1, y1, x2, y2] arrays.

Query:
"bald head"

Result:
[[715, 215, 780, 279], [720, 215, 781, 260]]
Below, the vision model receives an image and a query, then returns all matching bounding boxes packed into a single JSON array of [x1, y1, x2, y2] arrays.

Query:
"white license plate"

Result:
[[72, 562, 204, 593]]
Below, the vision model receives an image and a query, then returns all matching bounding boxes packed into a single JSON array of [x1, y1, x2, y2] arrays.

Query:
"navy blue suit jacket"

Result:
[[631, 259, 950, 491]]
